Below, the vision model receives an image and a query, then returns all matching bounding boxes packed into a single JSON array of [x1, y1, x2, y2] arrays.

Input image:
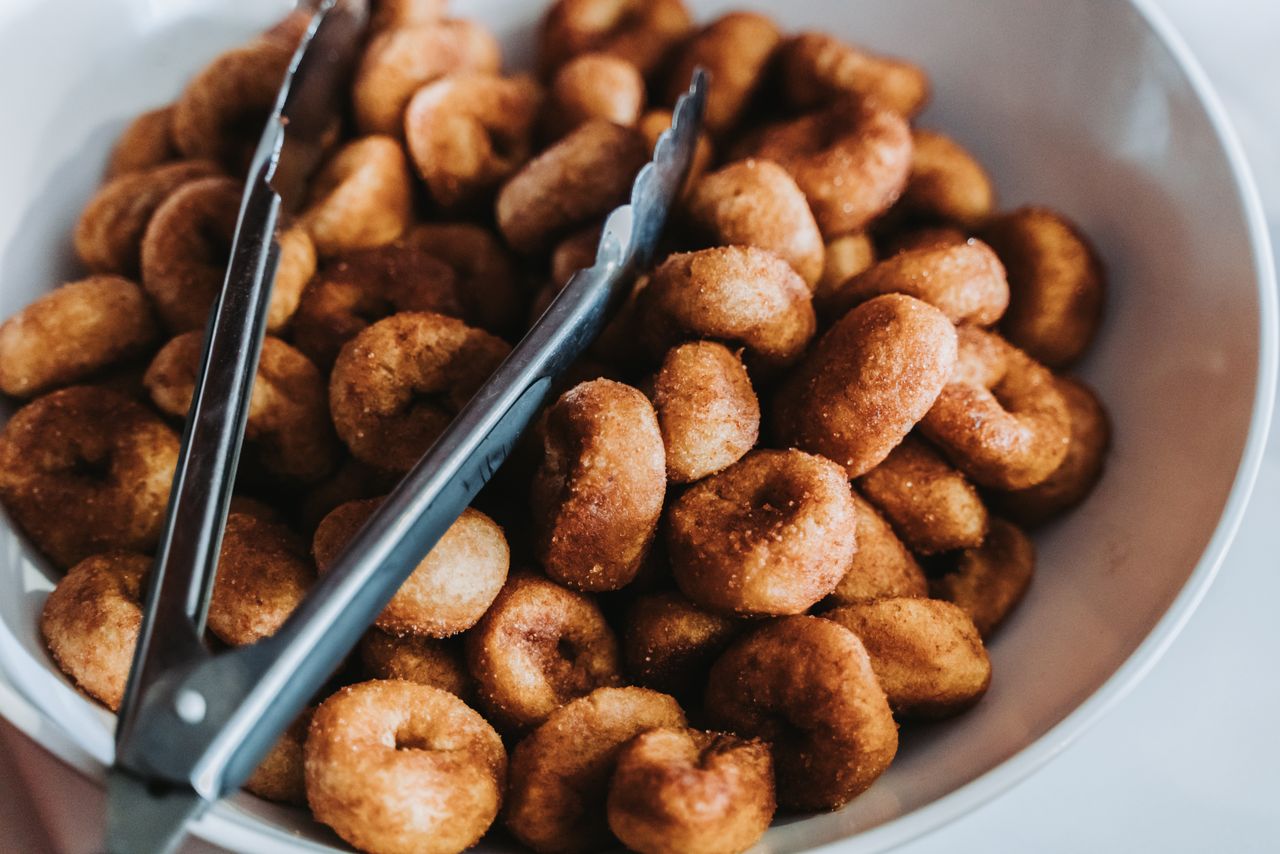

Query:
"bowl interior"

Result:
[[0, 0, 1270, 852]]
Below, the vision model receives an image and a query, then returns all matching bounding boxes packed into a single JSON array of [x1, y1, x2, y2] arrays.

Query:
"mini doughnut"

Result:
[[638, 246, 816, 370], [621, 591, 738, 697], [980, 206, 1106, 367], [74, 159, 220, 276], [773, 294, 957, 478], [300, 136, 414, 256], [40, 552, 148, 710], [145, 332, 337, 482], [741, 97, 913, 237], [370, 0, 447, 30], [531, 379, 666, 591], [920, 325, 1071, 490], [352, 20, 503, 135], [306, 679, 506, 854], [0, 387, 179, 568], [607, 728, 774, 854], [545, 53, 645, 139], [705, 615, 897, 810], [207, 513, 314, 646], [931, 517, 1035, 637], [856, 435, 989, 554], [496, 119, 648, 254], [991, 376, 1110, 527], [898, 130, 996, 227], [664, 12, 781, 136], [538, 0, 693, 78], [404, 72, 544, 211], [328, 312, 511, 472], [314, 500, 508, 637], [685, 159, 825, 288], [776, 32, 929, 117], [506, 686, 686, 854], [814, 232, 876, 319], [649, 341, 759, 483], [828, 491, 928, 605], [824, 239, 1009, 326], [404, 223, 526, 337], [667, 449, 856, 616], [825, 597, 991, 719], [465, 572, 623, 731], [0, 276, 158, 397], [245, 708, 313, 805], [360, 629, 471, 699], [881, 224, 970, 256], [105, 106, 179, 178]]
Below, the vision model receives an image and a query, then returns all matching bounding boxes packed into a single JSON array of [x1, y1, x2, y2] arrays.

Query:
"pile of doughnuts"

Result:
[[0, 1, 1112, 853]]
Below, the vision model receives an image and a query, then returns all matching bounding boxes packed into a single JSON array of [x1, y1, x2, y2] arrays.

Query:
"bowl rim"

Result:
[[0, 0, 1275, 851]]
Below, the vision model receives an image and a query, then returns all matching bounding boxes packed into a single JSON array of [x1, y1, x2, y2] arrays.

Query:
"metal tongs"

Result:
[[105, 0, 708, 850]]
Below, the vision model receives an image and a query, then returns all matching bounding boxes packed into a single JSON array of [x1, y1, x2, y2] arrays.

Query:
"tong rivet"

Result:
[[174, 689, 207, 724]]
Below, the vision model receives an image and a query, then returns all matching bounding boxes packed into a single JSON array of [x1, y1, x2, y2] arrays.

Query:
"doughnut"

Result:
[[496, 119, 649, 254], [828, 490, 928, 605], [74, 159, 220, 276], [663, 12, 781, 136], [207, 512, 314, 646], [856, 435, 989, 554], [270, 225, 318, 330], [649, 341, 759, 483], [813, 232, 876, 319], [0, 276, 158, 397], [359, 629, 471, 700], [531, 379, 665, 591], [291, 243, 463, 369], [931, 517, 1035, 637], [991, 376, 1110, 527], [773, 294, 957, 478], [898, 130, 996, 227], [370, 0, 447, 31], [245, 708, 313, 805], [638, 246, 816, 370], [775, 31, 930, 117], [403, 223, 526, 337], [145, 332, 337, 482], [298, 457, 400, 535], [607, 728, 774, 854], [328, 312, 511, 472], [740, 97, 913, 237], [505, 686, 687, 854], [39, 552, 148, 710], [352, 20, 503, 136], [980, 206, 1106, 367], [545, 53, 645, 139], [0, 387, 179, 568], [621, 591, 738, 697], [300, 136, 414, 256], [920, 325, 1071, 490], [305, 679, 506, 854], [684, 159, 825, 288], [538, 0, 693, 78], [881, 224, 970, 256], [465, 572, 623, 731], [314, 500, 508, 637], [404, 72, 544, 211], [667, 449, 856, 616], [105, 106, 179, 178], [824, 597, 991, 719], [704, 615, 897, 810]]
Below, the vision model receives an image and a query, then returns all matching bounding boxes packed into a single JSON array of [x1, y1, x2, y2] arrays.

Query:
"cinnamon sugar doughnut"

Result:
[[545, 53, 645, 139], [300, 136, 414, 257], [776, 31, 930, 117], [207, 513, 313, 646], [245, 708, 314, 805], [931, 517, 1035, 637], [621, 591, 738, 697], [538, 0, 693, 78], [814, 232, 876, 319], [882, 225, 970, 256], [359, 629, 471, 699], [828, 491, 928, 605], [403, 223, 526, 337], [664, 12, 781, 136], [105, 106, 179, 178], [899, 130, 996, 227]]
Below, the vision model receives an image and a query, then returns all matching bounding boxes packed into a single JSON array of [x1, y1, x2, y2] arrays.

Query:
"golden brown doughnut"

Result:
[[828, 490, 928, 605], [621, 591, 738, 697], [496, 119, 649, 254], [370, 0, 447, 31], [813, 232, 877, 319], [314, 500, 508, 637], [704, 615, 897, 810], [538, 0, 693, 78], [667, 449, 856, 616], [245, 708, 313, 805], [207, 513, 313, 646], [300, 136, 414, 256], [531, 379, 666, 591], [403, 223, 526, 337], [328, 312, 511, 472], [105, 106, 179, 178], [664, 12, 781, 136], [359, 629, 471, 699], [776, 31, 930, 117], [545, 53, 645, 139], [980, 206, 1106, 367], [920, 326, 1071, 490], [824, 597, 991, 719], [773, 293, 957, 478], [856, 435, 989, 554], [306, 679, 506, 854], [0, 276, 158, 398], [649, 341, 759, 483], [899, 130, 996, 227], [607, 728, 774, 854], [39, 552, 148, 710], [465, 572, 623, 731], [685, 159, 825, 287], [931, 517, 1035, 637], [0, 387, 178, 568], [505, 686, 687, 854]]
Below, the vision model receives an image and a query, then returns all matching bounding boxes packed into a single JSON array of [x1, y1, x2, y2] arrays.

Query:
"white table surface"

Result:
[[4, 1, 1279, 852]]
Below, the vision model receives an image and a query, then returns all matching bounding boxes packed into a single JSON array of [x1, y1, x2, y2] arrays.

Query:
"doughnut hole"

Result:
[[207, 513, 314, 646], [545, 53, 645, 139], [537, 0, 694, 78], [776, 31, 930, 118], [244, 708, 313, 805], [664, 12, 781, 136], [105, 106, 179, 178], [300, 136, 414, 257], [359, 629, 472, 700], [899, 130, 996, 227], [827, 491, 928, 606], [621, 591, 738, 698], [931, 517, 1036, 637]]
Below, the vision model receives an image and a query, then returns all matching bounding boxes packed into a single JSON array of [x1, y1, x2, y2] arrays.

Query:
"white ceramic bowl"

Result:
[[0, 0, 1273, 851]]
